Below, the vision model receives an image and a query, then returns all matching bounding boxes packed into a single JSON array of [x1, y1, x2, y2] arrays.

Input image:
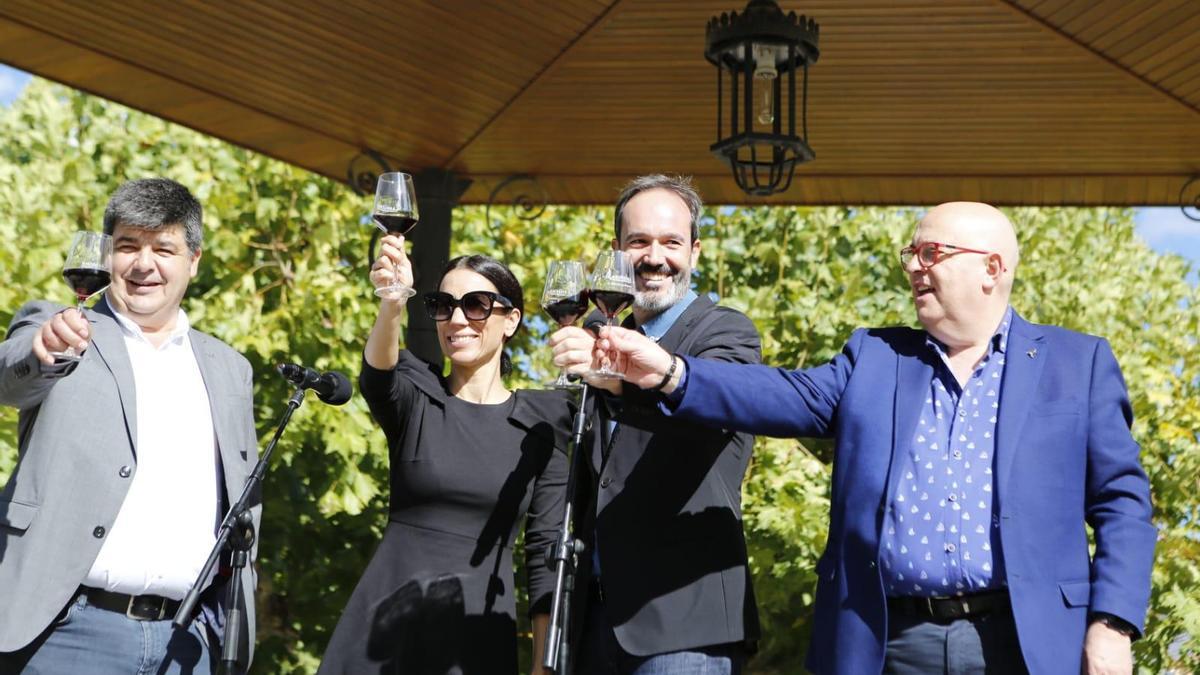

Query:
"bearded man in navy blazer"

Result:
[[589, 202, 1155, 675]]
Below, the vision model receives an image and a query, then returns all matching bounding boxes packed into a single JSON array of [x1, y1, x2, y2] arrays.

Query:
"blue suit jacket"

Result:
[[669, 312, 1155, 675]]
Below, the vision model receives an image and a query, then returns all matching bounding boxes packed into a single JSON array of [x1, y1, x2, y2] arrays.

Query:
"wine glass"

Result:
[[586, 250, 635, 380], [51, 231, 113, 362], [371, 172, 419, 299], [541, 260, 588, 389]]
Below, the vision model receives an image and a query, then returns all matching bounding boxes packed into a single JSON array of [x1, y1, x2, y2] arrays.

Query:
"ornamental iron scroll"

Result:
[[484, 175, 549, 232], [345, 149, 393, 196], [1180, 176, 1200, 223]]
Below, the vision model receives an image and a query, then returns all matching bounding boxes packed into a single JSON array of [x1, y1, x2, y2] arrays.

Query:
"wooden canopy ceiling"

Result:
[[2, 0, 1198, 207]]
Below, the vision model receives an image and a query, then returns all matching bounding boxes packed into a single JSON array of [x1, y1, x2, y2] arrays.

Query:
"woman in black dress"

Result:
[[319, 235, 570, 674]]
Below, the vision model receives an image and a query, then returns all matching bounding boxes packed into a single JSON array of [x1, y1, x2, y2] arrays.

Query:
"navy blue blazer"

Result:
[[668, 312, 1154, 675]]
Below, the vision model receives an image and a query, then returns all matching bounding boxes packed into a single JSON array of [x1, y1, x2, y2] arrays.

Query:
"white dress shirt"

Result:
[[84, 309, 219, 600]]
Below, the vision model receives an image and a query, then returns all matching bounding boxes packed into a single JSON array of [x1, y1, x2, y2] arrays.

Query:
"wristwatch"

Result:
[[1090, 612, 1138, 639]]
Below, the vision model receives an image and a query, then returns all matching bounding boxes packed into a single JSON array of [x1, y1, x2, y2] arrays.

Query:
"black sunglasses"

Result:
[[423, 290, 514, 322]]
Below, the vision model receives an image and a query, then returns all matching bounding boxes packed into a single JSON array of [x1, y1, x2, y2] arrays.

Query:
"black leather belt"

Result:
[[79, 586, 182, 621], [887, 589, 1009, 622]]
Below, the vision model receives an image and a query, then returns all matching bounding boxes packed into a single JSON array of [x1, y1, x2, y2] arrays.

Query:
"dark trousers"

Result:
[[883, 601, 1028, 675]]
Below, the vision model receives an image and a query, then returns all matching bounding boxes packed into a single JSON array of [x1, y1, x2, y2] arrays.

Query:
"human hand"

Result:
[[595, 325, 677, 392], [549, 325, 620, 393], [370, 234, 414, 304], [32, 308, 90, 365], [1082, 620, 1133, 675]]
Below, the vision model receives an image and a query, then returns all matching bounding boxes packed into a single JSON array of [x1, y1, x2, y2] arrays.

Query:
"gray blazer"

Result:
[[0, 298, 260, 662]]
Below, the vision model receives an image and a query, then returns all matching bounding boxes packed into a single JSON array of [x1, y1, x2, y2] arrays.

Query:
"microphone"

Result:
[[276, 363, 353, 405]]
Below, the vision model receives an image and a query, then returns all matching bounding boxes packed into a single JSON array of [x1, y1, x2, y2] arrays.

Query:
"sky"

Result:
[[1, 64, 1198, 276]]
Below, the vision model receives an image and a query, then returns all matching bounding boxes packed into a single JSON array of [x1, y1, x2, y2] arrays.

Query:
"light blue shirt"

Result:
[[637, 290, 698, 341]]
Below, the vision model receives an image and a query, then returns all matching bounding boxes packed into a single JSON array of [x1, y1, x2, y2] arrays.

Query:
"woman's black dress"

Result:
[[319, 351, 571, 675]]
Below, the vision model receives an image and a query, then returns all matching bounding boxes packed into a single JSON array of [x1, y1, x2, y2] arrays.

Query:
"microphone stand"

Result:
[[174, 385, 310, 675], [542, 382, 590, 674]]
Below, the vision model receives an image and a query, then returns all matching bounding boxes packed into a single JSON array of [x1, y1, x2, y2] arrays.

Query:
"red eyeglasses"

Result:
[[899, 241, 1005, 271]]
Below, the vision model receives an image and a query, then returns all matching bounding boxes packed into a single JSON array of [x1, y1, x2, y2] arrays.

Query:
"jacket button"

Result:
[[93, 526, 106, 538], [600, 477, 612, 488], [118, 466, 132, 478]]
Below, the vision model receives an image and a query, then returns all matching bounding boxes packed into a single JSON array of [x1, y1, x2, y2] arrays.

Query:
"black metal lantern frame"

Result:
[[705, 0, 819, 196]]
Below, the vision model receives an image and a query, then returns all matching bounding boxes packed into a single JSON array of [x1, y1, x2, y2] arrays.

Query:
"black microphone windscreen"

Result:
[[319, 371, 353, 406]]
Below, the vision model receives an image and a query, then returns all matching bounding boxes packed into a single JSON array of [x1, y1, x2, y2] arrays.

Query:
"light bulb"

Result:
[[752, 44, 778, 126]]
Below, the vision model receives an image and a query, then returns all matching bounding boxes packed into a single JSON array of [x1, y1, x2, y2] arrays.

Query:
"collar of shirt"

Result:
[[635, 289, 698, 341], [924, 305, 1013, 362], [111, 308, 192, 348]]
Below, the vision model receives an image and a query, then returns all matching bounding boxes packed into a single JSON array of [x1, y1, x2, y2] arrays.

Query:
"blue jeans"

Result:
[[0, 592, 214, 675], [883, 602, 1028, 675], [575, 587, 744, 675]]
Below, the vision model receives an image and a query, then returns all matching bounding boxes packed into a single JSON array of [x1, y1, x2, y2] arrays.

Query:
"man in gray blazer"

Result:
[[0, 178, 260, 674]]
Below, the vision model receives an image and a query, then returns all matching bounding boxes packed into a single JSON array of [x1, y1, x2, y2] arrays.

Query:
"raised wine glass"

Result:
[[541, 260, 588, 389], [586, 250, 635, 380], [51, 230, 113, 362], [371, 172, 419, 299]]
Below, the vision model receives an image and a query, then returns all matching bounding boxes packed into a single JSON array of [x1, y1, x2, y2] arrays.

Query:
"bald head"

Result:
[[921, 202, 1019, 280]]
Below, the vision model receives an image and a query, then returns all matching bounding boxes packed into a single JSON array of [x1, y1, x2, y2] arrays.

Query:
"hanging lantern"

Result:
[[705, 0, 819, 196]]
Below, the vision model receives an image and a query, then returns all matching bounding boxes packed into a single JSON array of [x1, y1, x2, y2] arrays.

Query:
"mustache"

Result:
[[635, 262, 674, 276]]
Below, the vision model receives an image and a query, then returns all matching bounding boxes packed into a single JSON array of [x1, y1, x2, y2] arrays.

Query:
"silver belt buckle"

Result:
[[126, 594, 167, 621]]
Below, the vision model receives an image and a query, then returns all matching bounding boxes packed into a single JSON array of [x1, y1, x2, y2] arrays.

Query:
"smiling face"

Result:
[[905, 202, 1018, 348], [614, 188, 700, 320], [436, 268, 521, 372], [106, 223, 200, 334]]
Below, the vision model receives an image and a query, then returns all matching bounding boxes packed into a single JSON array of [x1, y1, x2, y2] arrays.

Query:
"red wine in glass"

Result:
[[586, 251, 635, 380], [589, 290, 634, 318], [544, 291, 589, 326], [373, 213, 418, 235], [541, 260, 588, 389], [371, 172, 419, 299], [50, 231, 113, 363], [63, 267, 112, 301]]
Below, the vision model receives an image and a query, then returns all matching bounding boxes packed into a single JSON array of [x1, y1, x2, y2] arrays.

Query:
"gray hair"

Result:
[[103, 178, 203, 255], [613, 174, 702, 243]]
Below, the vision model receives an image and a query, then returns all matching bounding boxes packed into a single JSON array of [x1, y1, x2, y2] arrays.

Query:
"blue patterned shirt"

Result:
[[880, 307, 1013, 597]]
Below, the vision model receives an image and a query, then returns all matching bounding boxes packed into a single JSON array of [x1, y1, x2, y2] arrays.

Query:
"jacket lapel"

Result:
[[189, 331, 242, 474], [89, 297, 138, 457], [653, 294, 713, 354], [598, 295, 714, 471], [994, 313, 1046, 497], [885, 335, 934, 515]]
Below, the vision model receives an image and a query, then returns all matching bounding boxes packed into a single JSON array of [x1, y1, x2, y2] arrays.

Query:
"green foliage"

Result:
[[2, 81, 1197, 673]]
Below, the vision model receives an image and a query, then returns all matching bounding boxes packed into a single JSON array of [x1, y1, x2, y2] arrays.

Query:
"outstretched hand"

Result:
[[549, 325, 618, 394], [595, 326, 677, 391], [32, 308, 90, 365]]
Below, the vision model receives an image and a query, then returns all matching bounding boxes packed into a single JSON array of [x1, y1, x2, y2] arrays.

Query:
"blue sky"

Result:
[[0, 64, 29, 105], [1, 64, 1197, 276]]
